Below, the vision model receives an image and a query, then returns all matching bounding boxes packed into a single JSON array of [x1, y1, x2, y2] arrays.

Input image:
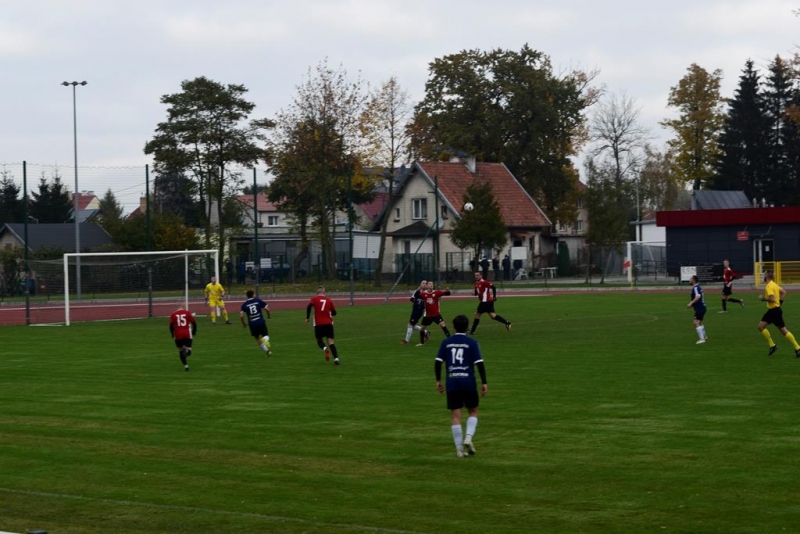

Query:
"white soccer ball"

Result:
[[464, 202, 474, 212]]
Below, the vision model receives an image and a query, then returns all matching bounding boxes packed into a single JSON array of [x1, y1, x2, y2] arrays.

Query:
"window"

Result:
[[394, 208, 400, 221], [574, 220, 583, 231], [576, 198, 583, 209], [559, 222, 568, 232], [412, 198, 427, 220], [267, 215, 279, 227], [441, 205, 448, 219]]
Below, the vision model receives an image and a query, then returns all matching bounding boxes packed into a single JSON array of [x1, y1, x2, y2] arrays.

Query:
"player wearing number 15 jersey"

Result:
[[435, 315, 487, 458], [305, 286, 340, 365], [169, 308, 197, 371], [240, 289, 272, 356]]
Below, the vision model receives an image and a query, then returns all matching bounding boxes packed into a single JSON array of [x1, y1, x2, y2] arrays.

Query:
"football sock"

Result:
[[784, 331, 800, 351], [761, 329, 775, 346], [443, 327, 451, 337], [222, 310, 229, 321], [470, 319, 480, 333], [729, 298, 742, 304], [329, 344, 339, 359], [317, 339, 326, 350], [466, 416, 478, 439], [722, 300, 727, 312], [493, 315, 508, 325], [414, 325, 422, 331], [451, 425, 463, 451], [421, 330, 426, 344], [699, 326, 707, 339], [259, 342, 270, 354], [405, 325, 413, 342], [179, 351, 187, 366]]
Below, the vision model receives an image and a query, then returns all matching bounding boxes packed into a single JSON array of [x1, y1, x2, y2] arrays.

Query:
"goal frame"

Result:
[[63, 249, 218, 326]]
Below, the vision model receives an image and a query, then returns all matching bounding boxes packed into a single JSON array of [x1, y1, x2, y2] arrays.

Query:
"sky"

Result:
[[1, 0, 798, 213]]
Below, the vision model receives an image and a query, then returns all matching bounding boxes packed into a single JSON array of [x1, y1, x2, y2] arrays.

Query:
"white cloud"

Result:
[[0, 25, 46, 58]]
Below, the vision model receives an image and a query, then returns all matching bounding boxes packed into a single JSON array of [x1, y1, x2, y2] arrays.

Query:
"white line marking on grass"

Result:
[[0, 487, 430, 534]]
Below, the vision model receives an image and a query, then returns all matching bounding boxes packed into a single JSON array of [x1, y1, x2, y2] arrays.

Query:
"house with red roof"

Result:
[[376, 157, 552, 280]]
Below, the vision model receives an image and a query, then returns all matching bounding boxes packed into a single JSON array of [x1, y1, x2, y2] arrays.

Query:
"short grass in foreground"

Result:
[[2, 291, 800, 533]]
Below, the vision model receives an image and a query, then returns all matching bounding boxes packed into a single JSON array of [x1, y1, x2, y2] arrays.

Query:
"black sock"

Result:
[[443, 328, 451, 337], [330, 344, 339, 359], [317, 339, 326, 350], [722, 300, 727, 311], [421, 330, 426, 343], [179, 351, 187, 366], [729, 298, 741, 304], [493, 315, 508, 324], [470, 319, 480, 333]]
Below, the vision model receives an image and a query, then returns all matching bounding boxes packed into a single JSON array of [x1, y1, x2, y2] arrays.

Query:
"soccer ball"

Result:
[[464, 202, 474, 212]]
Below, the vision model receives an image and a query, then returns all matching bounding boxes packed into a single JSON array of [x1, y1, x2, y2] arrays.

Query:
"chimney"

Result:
[[449, 154, 477, 173]]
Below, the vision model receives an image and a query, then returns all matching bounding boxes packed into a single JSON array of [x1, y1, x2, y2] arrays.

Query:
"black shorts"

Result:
[[694, 310, 706, 322], [408, 310, 424, 326], [422, 315, 444, 327], [314, 324, 335, 340], [722, 286, 733, 296], [249, 323, 268, 339], [174, 338, 193, 348], [762, 307, 786, 328], [446, 388, 480, 411], [476, 301, 496, 315]]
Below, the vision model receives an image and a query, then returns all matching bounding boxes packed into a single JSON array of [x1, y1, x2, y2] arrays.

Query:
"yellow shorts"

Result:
[[208, 299, 225, 308]]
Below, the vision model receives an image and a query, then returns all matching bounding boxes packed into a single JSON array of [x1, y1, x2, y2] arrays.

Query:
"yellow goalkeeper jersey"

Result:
[[205, 282, 225, 300]]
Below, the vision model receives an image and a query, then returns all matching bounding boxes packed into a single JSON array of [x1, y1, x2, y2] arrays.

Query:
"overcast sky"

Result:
[[1, 1, 798, 213]]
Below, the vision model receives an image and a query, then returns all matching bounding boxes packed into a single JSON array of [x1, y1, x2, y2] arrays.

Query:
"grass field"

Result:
[[2, 290, 800, 533]]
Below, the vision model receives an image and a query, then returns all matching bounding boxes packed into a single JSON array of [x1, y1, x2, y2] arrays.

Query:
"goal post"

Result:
[[63, 250, 218, 326]]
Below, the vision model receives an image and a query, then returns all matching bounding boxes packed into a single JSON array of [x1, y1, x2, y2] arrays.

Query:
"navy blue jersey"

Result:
[[435, 333, 483, 391], [241, 297, 268, 326], [690, 284, 706, 313], [411, 288, 425, 314]]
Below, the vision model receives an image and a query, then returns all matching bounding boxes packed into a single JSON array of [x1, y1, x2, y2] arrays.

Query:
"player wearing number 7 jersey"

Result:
[[169, 308, 197, 372], [305, 286, 340, 365], [435, 315, 487, 458]]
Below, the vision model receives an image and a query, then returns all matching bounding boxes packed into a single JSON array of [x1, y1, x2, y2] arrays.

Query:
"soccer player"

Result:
[[435, 314, 488, 458], [469, 271, 511, 334], [305, 286, 340, 365], [401, 279, 427, 345], [686, 275, 708, 344], [169, 307, 197, 372], [240, 289, 272, 356], [720, 259, 744, 313], [757, 270, 800, 357], [418, 281, 452, 346], [204, 276, 231, 325]]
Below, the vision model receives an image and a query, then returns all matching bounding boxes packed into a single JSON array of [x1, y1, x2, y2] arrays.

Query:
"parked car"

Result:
[[258, 263, 307, 282]]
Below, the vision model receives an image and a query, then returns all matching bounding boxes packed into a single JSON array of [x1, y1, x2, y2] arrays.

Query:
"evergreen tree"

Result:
[[763, 55, 800, 205], [0, 169, 24, 224], [449, 181, 508, 260], [712, 59, 768, 199], [29, 171, 73, 223]]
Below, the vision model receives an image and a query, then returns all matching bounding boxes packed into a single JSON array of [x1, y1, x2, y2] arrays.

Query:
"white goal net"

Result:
[[57, 250, 218, 325]]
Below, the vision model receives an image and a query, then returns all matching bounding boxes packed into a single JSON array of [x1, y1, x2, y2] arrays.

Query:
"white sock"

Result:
[[451, 425, 463, 451], [696, 326, 704, 340], [414, 325, 422, 331], [405, 325, 413, 342], [466, 416, 478, 439], [700, 326, 707, 339], [260, 343, 269, 353]]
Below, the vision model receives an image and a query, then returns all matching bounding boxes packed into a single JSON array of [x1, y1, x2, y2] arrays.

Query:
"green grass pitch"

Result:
[[2, 291, 800, 533]]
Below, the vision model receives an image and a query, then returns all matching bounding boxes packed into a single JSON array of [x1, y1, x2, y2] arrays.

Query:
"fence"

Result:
[[754, 261, 800, 287]]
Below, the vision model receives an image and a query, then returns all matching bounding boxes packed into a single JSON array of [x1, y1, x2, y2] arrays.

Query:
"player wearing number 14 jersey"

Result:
[[169, 308, 197, 371], [305, 286, 340, 365], [435, 315, 488, 458]]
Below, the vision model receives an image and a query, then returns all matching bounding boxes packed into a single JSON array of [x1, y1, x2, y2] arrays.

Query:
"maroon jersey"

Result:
[[169, 309, 196, 339], [723, 266, 737, 288], [423, 289, 449, 316], [475, 279, 495, 303], [308, 295, 336, 326]]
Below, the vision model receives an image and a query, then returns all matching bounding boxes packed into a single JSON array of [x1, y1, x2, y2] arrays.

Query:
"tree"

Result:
[[266, 60, 374, 279], [639, 147, 690, 212], [144, 76, 271, 263], [763, 55, 800, 205], [107, 212, 199, 252], [360, 77, 414, 286], [449, 181, 508, 260], [0, 168, 24, 224], [661, 64, 726, 190], [589, 92, 650, 184], [409, 45, 598, 222], [712, 59, 768, 199], [584, 158, 630, 283], [29, 170, 72, 223], [153, 171, 204, 227]]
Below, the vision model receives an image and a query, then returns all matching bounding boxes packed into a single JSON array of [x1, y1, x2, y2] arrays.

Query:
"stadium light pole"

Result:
[[62, 80, 87, 300]]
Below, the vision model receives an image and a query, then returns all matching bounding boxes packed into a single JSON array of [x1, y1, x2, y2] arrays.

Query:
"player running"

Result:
[[240, 289, 272, 356], [401, 279, 427, 345], [469, 271, 512, 334], [305, 286, 340, 365], [720, 259, 744, 313], [757, 270, 800, 357], [418, 281, 452, 346], [686, 275, 708, 344], [435, 315, 488, 458], [169, 307, 197, 371], [204, 276, 231, 325]]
